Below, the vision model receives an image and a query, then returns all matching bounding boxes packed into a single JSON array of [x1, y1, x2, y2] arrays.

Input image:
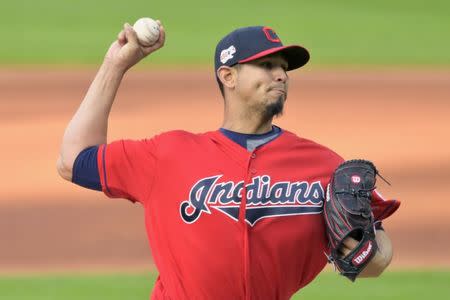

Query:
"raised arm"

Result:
[[57, 22, 166, 181]]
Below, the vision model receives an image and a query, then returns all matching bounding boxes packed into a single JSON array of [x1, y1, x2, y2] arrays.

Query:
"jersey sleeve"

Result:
[[97, 138, 158, 204], [370, 189, 401, 221]]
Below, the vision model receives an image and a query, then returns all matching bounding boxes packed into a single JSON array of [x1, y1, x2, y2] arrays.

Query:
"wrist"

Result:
[[374, 221, 384, 231], [102, 57, 129, 76]]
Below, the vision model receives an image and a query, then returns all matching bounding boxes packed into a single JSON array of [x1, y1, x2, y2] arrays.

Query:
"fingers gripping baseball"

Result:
[[105, 21, 166, 72], [117, 29, 127, 47], [142, 20, 166, 55]]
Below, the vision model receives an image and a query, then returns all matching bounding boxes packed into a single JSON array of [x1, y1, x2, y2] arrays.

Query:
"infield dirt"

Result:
[[1, 69, 449, 272]]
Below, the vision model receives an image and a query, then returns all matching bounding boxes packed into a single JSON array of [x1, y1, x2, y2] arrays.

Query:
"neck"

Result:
[[222, 106, 273, 134]]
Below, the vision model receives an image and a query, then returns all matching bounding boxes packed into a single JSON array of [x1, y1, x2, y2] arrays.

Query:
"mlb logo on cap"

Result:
[[220, 45, 236, 64], [214, 26, 310, 73]]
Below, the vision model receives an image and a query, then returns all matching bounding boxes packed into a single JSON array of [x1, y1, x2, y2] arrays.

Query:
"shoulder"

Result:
[[153, 129, 213, 143], [109, 130, 214, 155], [281, 129, 344, 165], [149, 130, 216, 153]]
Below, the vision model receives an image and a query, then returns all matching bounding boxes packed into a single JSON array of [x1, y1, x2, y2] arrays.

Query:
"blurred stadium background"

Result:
[[1, 0, 449, 299]]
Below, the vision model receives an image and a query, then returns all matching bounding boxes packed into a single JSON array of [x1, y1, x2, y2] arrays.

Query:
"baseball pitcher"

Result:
[[57, 23, 400, 299]]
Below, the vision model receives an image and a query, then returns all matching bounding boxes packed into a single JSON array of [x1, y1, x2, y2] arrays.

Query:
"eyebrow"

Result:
[[259, 58, 288, 68], [269, 61, 288, 70]]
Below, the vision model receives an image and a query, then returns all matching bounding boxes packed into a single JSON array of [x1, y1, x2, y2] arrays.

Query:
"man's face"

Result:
[[234, 53, 289, 118]]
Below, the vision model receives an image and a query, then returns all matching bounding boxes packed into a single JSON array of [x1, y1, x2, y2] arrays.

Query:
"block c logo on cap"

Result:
[[263, 27, 281, 43], [220, 45, 236, 64]]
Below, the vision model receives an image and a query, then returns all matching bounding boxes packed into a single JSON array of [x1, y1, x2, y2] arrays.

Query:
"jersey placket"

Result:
[[238, 150, 258, 300], [211, 130, 274, 299]]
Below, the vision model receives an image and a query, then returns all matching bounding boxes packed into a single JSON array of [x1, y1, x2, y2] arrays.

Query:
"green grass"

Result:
[[1, 0, 450, 66], [1, 270, 449, 299], [0, 272, 157, 300], [296, 270, 450, 299]]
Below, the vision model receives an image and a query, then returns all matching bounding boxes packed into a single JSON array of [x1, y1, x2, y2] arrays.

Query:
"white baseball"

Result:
[[133, 17, 160, 46]]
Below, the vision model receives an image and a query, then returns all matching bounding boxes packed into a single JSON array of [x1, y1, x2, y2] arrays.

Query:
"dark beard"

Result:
[[263, 96, 285, 119]]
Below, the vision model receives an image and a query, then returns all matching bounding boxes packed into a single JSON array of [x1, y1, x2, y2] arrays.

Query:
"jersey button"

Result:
[[250, 169, 257, 174], [251, 153, 256, 159]]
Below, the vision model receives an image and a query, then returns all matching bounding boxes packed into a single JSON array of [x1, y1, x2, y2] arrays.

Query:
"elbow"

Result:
[[57, 156, 73, 182]]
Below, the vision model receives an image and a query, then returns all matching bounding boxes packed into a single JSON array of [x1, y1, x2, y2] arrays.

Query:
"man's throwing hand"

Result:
[[104, 21, 166, 72]]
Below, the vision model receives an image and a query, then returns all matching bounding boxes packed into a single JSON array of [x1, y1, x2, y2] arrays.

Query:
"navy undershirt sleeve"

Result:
[[72, 146, 102, 191]]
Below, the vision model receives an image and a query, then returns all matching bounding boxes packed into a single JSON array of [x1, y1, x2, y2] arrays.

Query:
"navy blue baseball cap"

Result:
[[214, 26, 310, 73]]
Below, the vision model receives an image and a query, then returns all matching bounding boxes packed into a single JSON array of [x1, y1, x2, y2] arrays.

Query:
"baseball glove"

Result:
[[323, 159, 382, 281]]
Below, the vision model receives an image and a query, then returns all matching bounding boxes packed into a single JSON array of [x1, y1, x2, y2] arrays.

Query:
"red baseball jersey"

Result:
[[97, 129, 398, 300]]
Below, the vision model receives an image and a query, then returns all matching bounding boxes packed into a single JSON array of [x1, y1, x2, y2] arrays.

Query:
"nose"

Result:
[[273, 67, 288, 83]]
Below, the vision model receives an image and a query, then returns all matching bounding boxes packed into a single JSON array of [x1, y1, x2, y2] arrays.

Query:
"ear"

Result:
[[217, 66, 237, 89]]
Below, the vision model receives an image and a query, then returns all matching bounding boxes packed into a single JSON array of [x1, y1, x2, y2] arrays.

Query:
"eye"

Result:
[[260, 61, 273, 69]]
